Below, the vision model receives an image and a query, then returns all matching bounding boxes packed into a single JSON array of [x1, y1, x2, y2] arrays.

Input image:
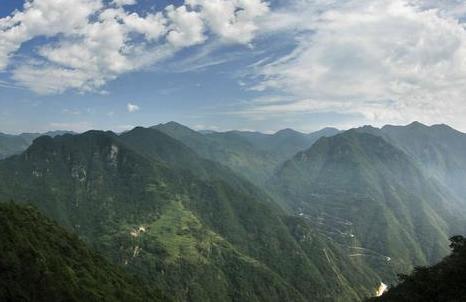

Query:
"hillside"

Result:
[[271, 130, 464, 282], [0, 131, 75, 159], [153, 122, 339, 186], [0, 128, 381, 301], [0, 133, 30, 159], [369, 235, 466, 302], [0, 202, 165, 302], [358, 122, 466, 207]]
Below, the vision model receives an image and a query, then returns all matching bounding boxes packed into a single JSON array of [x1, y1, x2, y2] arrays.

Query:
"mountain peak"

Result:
[[273, 128, 303, 136], [407, 121, 427, 128], [154, 121, 188, 129]]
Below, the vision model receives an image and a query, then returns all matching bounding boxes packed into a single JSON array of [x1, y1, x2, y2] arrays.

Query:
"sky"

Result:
[[1, 0, 466, 134]]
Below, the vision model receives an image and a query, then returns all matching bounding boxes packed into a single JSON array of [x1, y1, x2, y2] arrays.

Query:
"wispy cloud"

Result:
[[127, 103, 140, 113], [244, 0, 466, 129], [0, 0, 269, 94]]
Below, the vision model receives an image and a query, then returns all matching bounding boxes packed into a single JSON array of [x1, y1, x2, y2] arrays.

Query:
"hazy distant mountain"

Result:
[[358, 122, 466, 206], [153, 122, 340, 186], [0, 130, 75, 159], [231, 127, 341, 159], [271, 130, 465, 283], [0, 127, 380, 301], [0, 203, 166, 302], [0, 133, 31, 160]]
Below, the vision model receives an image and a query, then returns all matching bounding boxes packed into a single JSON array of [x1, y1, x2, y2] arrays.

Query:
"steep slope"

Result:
[[0, 131, 75, 159], [359, 122, 466, 205], [0, 129, 380, 301], [0, 202, 165, 302], [369, 235, 466, 302], [272, 130, 464, 283], [231, 127, 341, 160], [0, 133, 30, 159], [153, 122, 339, 186], [152, 122, 279, 185]]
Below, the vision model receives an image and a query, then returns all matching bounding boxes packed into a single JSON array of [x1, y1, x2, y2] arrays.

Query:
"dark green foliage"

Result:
[[357, 122, 466, 210], [0, 202, 166, 302], [0, 131, 75, 159], [3, 122, 464, 301], [369, 236, 466, 302], [0, 127, 378, 301], [153, 122, 339, 186], [271, 130, 461, 282]]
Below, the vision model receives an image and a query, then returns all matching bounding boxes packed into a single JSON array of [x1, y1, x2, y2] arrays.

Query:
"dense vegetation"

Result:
[[271, 130, 465, 282], [0, 128, 379, 301], [153, 122, 339, 186], [0, 131, 74, 159], [0, 121, 465, 301], [0, 202, 166, 302], [370, 236, 466, 301]]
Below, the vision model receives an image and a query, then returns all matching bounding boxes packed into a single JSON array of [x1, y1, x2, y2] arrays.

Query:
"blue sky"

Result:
[[1, 0, 466, 134]]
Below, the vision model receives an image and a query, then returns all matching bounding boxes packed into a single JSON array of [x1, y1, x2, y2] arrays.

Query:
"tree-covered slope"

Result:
[[369, 235, 466, 302], [152, 122, 339, 186], [358, 122, 466, 206], [0, 202, 165, 302], [272, 130, 463, 283], [0, 131, 75, 159], [230, 127, 341, 159], [0, 129, 381, 301]]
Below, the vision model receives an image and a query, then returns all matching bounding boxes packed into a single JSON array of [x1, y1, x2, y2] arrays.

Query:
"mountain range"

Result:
[[0, 131, 75, 159], [0, 121, 465, 301]]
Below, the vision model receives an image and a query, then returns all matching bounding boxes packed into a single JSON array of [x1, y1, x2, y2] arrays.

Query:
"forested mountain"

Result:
[[153, 122, 339, 186], [271, 130, 465, 283], [0, 131, 75, 159], [0, 122, 465, 301], [357, 122, 466, 206], [369, 236, 466, 301], [0, 202, 166, 302], [0, 128, 380, 301], [0, 133, 31, 159]]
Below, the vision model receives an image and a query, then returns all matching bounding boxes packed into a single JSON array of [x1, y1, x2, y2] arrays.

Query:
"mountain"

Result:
[[357, 122, 466, 206], [232, 127, 341, 159], [369, 235, 466, 301], [0, 133, 31, 159], [0, 128, 381, 301], [0, 202, 166, 302], [0, 130, 75, 159], [271, 130, 465, 283], [153, 122, 339, 186]]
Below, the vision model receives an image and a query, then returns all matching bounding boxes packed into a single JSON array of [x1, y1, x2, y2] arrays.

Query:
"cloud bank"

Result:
[[0, 0, 269, 94], [247, 0, 466, 127]]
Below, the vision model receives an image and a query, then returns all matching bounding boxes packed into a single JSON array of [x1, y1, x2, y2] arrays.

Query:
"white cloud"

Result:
[[187, 0, 270, 44], [127, 103, 140, 112], [0, 0, 101, 70], [112, 0, 136, 7], [0, 0, 269, 94], [249, 0, 466, 129], [166, 5, 206, 48]]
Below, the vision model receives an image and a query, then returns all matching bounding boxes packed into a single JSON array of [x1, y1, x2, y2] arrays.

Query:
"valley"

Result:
[[0, 121, 464, 301]]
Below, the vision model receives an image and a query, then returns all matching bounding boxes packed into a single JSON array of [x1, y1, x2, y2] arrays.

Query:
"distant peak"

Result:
[[311, 127, 341, 135], [274, 128, 303, 136], [165, 121, 183, 127], [407, 121, 427, 128], [153, 121, 192, 130]]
